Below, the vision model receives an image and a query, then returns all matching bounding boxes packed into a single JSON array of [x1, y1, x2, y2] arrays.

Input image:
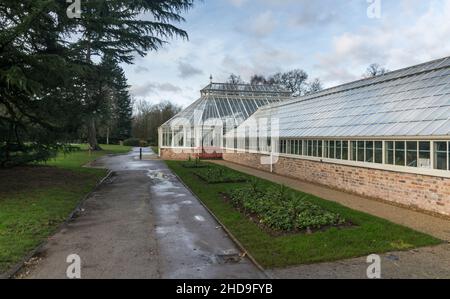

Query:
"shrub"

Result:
[[123, 138, 148, 147], [182, 157, 208, 169], [229, 184, 346, 232], [192, 166, 247, 184]]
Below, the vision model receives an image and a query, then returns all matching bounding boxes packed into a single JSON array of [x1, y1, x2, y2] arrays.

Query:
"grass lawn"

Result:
[[167, 161, 442, 268], [151, 146, 159, 155], [0, 144, 131, 274]]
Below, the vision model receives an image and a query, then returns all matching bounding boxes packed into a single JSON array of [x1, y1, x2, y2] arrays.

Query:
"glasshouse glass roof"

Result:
[[161, 83, 291, 129], [237, 56, 450, 138]]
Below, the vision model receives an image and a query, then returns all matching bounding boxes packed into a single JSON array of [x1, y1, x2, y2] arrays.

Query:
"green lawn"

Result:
[[167, 161, 442, 268], [0, 144, 131, 274], [151, 146, 159, 155]]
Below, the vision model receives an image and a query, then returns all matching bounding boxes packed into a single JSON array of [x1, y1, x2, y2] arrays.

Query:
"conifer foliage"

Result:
[[0, 0, 195, 166]]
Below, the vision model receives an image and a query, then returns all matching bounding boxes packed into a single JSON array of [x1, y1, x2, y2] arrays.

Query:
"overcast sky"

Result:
[[123, 0, 450, 108]]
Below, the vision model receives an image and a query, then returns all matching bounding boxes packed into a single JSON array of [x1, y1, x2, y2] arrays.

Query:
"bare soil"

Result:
[[0, 166, 91, 196]]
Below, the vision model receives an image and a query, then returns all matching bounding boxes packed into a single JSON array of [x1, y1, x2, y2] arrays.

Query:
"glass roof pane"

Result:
[[242, 57, 450, 138]]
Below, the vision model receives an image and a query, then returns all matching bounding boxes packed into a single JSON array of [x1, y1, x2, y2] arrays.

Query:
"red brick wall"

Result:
[[223, 152, 450, 217], [160, 148, 197, 161], [160, 148, 223, 160]]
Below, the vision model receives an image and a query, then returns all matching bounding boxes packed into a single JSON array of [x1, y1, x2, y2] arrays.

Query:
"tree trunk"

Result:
[[88, 117, 102, 151], [85, 38, 102, 151]]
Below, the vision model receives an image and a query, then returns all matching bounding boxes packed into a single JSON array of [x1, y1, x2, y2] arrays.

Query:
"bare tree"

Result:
[[305, 78, 324, 95], [250, 75, 269, 85], [245, 69, 323, 97], [132, 100, 182, 145], [364, 63, 389, 78], [227, 74, 245, 85], [269, 69, 309, 97]]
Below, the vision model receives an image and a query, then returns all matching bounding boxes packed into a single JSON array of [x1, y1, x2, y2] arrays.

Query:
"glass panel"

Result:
[[375, 141, 383, 164], [435, 142, 447, 170], [318, 140, 323, 157], [323, 141, 329, 158], [358, 141, 365, 162], [313, 140, 318, 157], [342, 141, 349, 160], [308, 140, 313, 156], [395, 141, 406, 166], [330, 141, 335, 159], [299, 140, 303, 155], [386, 141, 394, 165], [406, 141, 418, 167], [351, 141, 357, 161], [365, 141, 374, 163], [336, 141, 342, 160]]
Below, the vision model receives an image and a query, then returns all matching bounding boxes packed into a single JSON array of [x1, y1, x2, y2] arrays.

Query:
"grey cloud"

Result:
[[289, 1, 339, 28], [131, 82, 182, 97], [135, 66, 149, 74], [236, 11, 278, 39], [178, 61, 204, 78]]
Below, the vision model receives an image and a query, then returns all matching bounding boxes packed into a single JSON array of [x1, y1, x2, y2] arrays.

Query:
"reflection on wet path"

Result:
[[93, 147, 265, 279]]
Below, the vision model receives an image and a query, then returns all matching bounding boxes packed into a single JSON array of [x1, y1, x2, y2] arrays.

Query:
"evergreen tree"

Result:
[[70, 0, 194, 150], [0, 0, 195, 165], [97, 55, 133, 143], [0, 0, 84, 166]]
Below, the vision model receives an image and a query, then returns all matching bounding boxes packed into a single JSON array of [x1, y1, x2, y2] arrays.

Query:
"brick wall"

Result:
[[223, 152, 450, 217], [160, 148, 197, 161], [160, 148, 223, 160]]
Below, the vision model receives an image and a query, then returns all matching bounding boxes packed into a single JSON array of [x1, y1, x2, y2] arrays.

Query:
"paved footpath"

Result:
[[17, 151, 450, 279], [212, 160, 450, 279], [19, 149, 264, 279]]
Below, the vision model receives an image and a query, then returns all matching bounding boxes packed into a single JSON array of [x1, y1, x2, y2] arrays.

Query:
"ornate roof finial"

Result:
[[209, 74, 213, 83]]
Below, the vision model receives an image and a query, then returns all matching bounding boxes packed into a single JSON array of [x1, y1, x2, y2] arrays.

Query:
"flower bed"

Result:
[[227, 182, 347, 233], [181, 157, 209, 169], [192, 166, 247, 184]]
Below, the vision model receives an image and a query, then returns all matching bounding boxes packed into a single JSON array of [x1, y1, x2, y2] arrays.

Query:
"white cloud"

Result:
[[131, 82, 182, 98], [124, 0, 450, 107], [315, 0, 450, 86], [247, 11, 278, 38], [228, 0, 248, 7]]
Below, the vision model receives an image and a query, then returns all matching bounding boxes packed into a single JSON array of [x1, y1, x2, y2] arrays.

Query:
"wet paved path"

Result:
[[268, 243, 450, 279], [20, 149, 264, 279], [212, 160, 450, 279]]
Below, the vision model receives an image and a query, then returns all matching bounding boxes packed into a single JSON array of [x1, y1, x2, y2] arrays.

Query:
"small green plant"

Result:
[[192, 165, 247, 184], [228, 184, 346, 232], [249, 178, 261, 194], [182, 157, 208, 169]]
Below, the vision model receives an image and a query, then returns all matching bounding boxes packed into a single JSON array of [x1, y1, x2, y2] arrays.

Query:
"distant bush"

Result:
[[192, 166, 247, 184], [123, 138, 148, 147], [0, 143, 58, 168], [181, 157, 208, 169]]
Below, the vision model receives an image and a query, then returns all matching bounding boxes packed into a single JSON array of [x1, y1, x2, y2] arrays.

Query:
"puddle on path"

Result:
[[147, 170, 183, 197], [194, 215, 205, 222], [213, 249, 243, 264], [147, 170, 173, 180]]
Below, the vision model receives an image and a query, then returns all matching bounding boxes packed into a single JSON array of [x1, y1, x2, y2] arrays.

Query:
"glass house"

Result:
[[159, 83, 291, 156], [227, 56, 450, 174]]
